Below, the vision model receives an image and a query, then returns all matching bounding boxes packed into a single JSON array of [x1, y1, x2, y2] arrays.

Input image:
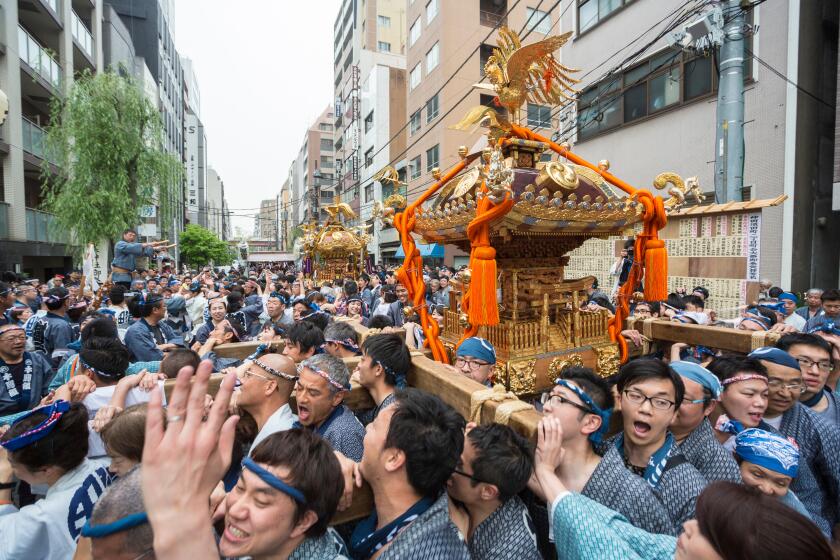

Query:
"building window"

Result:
[[365, 183, 374, 202], [320, 156, 333, 168], [527, 103, 552, 128], [410, 109, 422, 136], [319, 123, 333, 131], [377, 15, 391, 27], [320, 138, 334, 151], [525, 7, 552, 35], [364, 147, 374, 168], [426, 0, 438, 24], [378, 41, 391, 52], [578, 0, 632, 34], [410, 155, 422, 179], [425, 94, 439, 123], [479, 43, 494, 75], [426, 42, 440, 74], [426, 144, 439, 172], [409, 18, 421, 47], [410, 64, 421, 90], [364, 111, 374, 133], [577, 49, 720, 140]]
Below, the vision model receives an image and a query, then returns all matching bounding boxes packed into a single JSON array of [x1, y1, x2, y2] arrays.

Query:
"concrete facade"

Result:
[[559, 0, 838, 291], [0, 0, 104, 278], [206, 166, 225, 239], [289, 105, 336, 228], [333, 0, 407, 217]]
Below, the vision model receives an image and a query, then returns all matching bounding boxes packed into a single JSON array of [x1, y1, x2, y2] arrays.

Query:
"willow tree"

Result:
[[41, 69, 182, 249]]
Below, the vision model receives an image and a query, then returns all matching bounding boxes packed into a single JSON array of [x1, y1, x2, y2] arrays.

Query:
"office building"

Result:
[[289, 105, 335, 228], [404, 0, 563, 266], [0, 0, 104, 276]]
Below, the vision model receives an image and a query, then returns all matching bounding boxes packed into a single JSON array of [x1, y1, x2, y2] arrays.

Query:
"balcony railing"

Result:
[[0, 203, 9, 239], [26, 208, 59, 243], [71, 11, 94, 59], [479, 10, 507, 27], [18, 25, 62, 89], [22, 117, 46, 158], [44, 0, 59, 14]]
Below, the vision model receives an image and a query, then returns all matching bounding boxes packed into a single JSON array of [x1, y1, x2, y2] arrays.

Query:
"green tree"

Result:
[[179, 224, 233, 266], [41, 70, 182, 249]]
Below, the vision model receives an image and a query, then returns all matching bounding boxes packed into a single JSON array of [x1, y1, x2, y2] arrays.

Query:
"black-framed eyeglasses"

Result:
[[622, 389, 676, 411], [540, 392, 594, 415], [455, 357, 490, 371], [452, 468, 486, 484]]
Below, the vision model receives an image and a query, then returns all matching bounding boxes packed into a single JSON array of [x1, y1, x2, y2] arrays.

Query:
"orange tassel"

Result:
[[468, 245, 499, 325], [644, 238, 668, 301], [543, 67, 554, 93]]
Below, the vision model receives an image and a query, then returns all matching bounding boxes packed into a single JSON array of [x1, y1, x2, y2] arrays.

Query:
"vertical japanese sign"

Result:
[[745, 213, 761, 281], [185, 113, 199, 213]]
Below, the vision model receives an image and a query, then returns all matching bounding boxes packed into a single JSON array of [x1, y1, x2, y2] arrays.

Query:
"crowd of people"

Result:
[[0, 233, 839, 558]]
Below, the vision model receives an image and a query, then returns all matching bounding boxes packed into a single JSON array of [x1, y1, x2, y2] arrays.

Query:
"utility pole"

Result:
[[713, 0, 746, 203]]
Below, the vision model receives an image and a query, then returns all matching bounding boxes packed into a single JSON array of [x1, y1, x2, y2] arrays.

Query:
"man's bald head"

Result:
[[255, 353, 298, 398]]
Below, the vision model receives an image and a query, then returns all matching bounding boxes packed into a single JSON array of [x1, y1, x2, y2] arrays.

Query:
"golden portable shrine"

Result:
[[299, 198, 371, 282], [392, 27, 700, 397]]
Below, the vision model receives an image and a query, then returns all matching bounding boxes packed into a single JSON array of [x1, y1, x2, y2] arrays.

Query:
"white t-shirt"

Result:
[[249, 403, 297, 454], [83, 382, 167, 458], [784, 313, 807, 331], [764, 415, 783, 430]]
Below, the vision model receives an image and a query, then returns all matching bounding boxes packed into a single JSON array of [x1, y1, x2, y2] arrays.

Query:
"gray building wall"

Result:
[[560, 0, 838, 291]]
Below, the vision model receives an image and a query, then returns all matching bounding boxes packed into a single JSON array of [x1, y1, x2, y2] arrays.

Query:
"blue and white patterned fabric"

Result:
[[551, 492, 676, 559], [468, 495, 540, 559], [778, 403, 840, 534], [678, 419, 742, 484], [365, 492, 469, 560], [318, 405, 365, 463], [735, 428, 800, 478], [355, 393, 396, 427], [288, 527, 349, 559]]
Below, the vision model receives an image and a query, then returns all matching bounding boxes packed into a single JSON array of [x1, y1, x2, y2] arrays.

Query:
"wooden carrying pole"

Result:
[[625, 318, 781, 353]]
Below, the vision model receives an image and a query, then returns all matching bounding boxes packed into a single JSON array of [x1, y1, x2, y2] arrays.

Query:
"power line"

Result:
[[745, 47, 834, 109]]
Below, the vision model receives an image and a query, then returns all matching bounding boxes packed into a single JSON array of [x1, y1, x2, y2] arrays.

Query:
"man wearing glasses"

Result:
[[0, 324, 54, 417], [750, 346, 840, 535], [668, 361, 741, 483], [527, 366, 674, 557], [446, 423, 540, 558], [613, 359, 707, 529], [777, 333, 838, 427], [233, 353, 299, 453], [449, 337, 496, 387]]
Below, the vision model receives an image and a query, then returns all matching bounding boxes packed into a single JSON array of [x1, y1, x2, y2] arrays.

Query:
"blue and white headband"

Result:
[[324, 337, 361, 353], [81, 512, 149, 538], [242, 457, 307, 505], [670, 361, 722, 400], [1, 400, 71, 451], [735, 428, 800, 478], [553, 379, 612, 444]]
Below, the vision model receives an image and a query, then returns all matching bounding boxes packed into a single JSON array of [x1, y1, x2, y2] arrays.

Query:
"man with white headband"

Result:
[[293, 353, 364, 462], [0, 324, 54, 418], [669, 361, 741, 483]]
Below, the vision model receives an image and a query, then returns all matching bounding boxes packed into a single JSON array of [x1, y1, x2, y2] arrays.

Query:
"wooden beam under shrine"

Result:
[[624, 317, 781, 354]]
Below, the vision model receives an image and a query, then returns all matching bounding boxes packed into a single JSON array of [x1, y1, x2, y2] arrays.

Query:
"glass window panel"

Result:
[[599, 94, 622, 129], [684, 55, 712, 100], [624, 62, 649, 87], [599, 0, 621, 18], [623, 83, 647, 122], [649, 67, 680, 112], [651, 51, 678, 70], [579, 0, 598, 32]]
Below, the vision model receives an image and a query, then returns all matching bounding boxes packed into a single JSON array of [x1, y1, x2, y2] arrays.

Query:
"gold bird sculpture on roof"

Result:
[[371, 165, 406, 186], [473, 27, 579, 116]]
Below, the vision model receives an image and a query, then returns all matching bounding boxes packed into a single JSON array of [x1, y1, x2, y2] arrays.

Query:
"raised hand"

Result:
[[141, 361, 239, 559]]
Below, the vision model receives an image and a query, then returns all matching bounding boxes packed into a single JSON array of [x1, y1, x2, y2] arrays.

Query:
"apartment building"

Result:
[[279, 177, 291, 250], [404, 0, 564, 266], [254, 198, 277, 244], [333, 0, 406, 218], [289, 105, 336, 227], [0, 0, 104, 276], [559, 0, 838, 291], [108, 0, 186, 252], [206, 166, 226, 240]]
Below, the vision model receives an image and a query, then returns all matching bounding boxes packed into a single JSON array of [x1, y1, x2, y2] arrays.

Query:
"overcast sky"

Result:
[[174, 0, 342, 235]]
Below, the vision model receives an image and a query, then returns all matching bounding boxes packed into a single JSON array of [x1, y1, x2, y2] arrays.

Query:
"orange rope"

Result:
[[394, 160, 467, 363], [508, 124, 669, 362]]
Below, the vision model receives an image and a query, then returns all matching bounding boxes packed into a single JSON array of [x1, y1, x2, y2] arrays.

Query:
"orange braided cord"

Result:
[[507, 124, 668, 362], [456, 174, 515, 349], [394, 160, 467, 363]]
